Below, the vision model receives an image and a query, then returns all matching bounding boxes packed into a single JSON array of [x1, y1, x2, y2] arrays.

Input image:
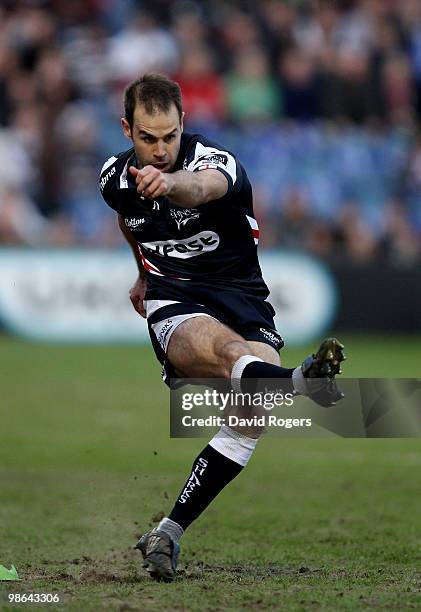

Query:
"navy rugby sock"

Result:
[[242, 361, 294, 380], [167, 427, 256, 531], [231, 356, 295, 394]]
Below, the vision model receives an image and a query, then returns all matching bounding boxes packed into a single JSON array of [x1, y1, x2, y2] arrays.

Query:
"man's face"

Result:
[[122, 103, 183, 173]]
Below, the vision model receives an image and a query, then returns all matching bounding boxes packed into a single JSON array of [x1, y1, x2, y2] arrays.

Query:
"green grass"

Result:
[[1, 334, 421, 611]]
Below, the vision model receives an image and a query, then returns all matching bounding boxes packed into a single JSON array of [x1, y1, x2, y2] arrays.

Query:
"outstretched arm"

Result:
[[128, 166, 228, 208]]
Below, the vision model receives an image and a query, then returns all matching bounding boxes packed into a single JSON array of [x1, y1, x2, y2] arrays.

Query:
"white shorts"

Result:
[[145, 299, 216, 352]]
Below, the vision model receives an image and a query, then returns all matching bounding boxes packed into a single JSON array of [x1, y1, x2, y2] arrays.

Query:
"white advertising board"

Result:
[[0, 249, 337, 345]]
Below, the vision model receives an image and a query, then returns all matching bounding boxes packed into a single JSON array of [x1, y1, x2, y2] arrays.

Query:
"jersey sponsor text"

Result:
[[141, 231, 220, 259], [100, 166, 116, 191]]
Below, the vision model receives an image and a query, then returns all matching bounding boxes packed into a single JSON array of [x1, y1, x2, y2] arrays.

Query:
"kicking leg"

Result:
[[166, 316, 345, 407], [166, 315, 293, 379]]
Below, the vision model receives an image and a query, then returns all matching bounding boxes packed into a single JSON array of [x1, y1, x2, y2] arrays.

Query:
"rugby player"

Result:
[[100, 74, 345, 582]]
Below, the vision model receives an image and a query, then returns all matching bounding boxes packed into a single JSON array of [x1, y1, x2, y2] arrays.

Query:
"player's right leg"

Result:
[[166, 316, 345, 408]]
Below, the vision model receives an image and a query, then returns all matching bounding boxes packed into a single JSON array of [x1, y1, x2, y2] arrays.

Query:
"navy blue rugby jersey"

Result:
[[99, 132, 269, 299]]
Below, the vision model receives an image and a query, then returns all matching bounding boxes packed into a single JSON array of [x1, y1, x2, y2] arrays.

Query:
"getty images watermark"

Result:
[[170, 378, 421, 438], [170, 381, 315, 437], [180, 388, 311, 430]]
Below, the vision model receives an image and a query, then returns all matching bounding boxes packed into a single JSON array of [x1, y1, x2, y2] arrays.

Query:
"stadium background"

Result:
[[0, 0, 421, 335], [1, 1, 421, 610]]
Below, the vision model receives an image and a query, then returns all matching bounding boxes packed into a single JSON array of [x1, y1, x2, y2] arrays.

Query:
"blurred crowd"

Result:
[[1, 0, 421, 265]]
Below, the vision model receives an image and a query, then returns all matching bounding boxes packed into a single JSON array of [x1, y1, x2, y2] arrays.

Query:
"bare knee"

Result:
[[215, 338, 251, 378]]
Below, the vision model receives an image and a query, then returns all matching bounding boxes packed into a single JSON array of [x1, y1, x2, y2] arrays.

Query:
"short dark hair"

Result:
[[123, 73, 183, 130]]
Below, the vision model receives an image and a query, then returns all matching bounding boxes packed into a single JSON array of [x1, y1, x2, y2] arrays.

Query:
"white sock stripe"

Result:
[[209, 425, 258, 467], [217, 424, 257, 446], [231, 355, 263, 393]]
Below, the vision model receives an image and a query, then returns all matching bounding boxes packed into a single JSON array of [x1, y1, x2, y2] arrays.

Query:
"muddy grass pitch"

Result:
[[1, 335, 421, 611]]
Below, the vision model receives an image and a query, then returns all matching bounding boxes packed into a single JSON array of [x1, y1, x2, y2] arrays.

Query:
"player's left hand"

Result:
[[129, 274, 147, 318], [129, 166, 174, 199]]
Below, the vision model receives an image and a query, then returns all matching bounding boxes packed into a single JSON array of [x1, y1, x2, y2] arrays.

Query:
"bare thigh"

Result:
[[167, 316, 280, 378]]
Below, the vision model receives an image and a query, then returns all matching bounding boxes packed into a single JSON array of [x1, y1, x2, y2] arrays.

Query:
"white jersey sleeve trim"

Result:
[[187, 142, 237, 184], [245, 214, 260, 245], [100, 156, 117, 174]]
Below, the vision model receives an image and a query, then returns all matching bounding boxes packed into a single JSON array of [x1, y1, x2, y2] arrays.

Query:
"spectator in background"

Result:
[[332, 202, 378, 263], [0, 186, 48, 245], [275, 187, 314, 249], [7, 103, 42, 209], [56, 102, 117, 246], [371, 14, 406, 68], [331, 1, 373, 54], [277, 46, 320, 121], [370, 15, 406, 110], [406, 130, 421, 231], [44, 0, 100, 28], [0, 128, 48, 244], [35, 46, 76, 217], [107, 12, 179, 88], [61, 23, 109, 99], [382, 53, 415, 125], [407, 2, 421, 121], [174, 46, 227, 127], [319, 48, 383, 123], [0, 0, 419, 264], [225, 45, 281, 124], [293, 1, 338, 60], [0, 6, 72, 217], [380, 201, 420, 266], [259, 0, 295, 65], [219, 8, 261, 53], [170, 2, 209, 49]]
